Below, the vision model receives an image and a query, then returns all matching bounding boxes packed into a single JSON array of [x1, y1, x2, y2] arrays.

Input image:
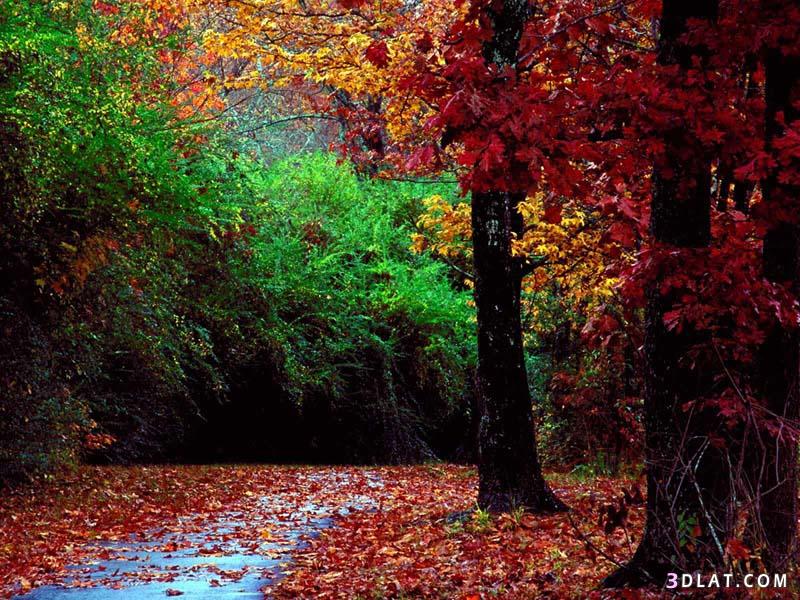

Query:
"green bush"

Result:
[[0, 2, 476, 480]]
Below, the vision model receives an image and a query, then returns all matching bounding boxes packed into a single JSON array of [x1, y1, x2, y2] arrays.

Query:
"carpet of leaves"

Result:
[[272, 465, 654, 599], [7, 464, 782, 599], [0, 465, 379, 597]]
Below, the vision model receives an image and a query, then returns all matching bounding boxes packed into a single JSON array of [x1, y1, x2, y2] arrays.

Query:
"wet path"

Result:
[[15, 472, 383, 599]]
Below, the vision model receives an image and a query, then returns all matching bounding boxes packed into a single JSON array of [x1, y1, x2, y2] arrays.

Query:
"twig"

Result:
[[565, 510, 627, 570]]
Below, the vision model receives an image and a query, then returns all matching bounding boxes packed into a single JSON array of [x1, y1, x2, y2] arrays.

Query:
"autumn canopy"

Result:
[[1, 0, 800, 596]]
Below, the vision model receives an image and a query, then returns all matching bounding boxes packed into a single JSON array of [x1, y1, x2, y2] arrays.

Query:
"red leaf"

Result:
[[416, 32, 434, 53], [93, 1, 120, 15], [543, 204, 562, 225], [365, 41, 390, 68], [337, 0, 367, 8]]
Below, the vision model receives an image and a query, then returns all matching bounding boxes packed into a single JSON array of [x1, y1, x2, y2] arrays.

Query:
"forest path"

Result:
[[5, 466, 645, 598], [8, 468, 383, 599]]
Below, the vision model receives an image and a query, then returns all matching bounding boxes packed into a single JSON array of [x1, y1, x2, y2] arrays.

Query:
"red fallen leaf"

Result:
[[2, 465, 650, 598], [165, 589, 184, 596]]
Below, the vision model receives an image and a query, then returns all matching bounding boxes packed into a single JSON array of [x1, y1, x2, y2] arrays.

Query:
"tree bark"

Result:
[[604, 0, 729, 587], [472, 191, 565, 512], [470, 0, 565, 513], [751, 47, 800, 573], [729, 55, 759, 215]]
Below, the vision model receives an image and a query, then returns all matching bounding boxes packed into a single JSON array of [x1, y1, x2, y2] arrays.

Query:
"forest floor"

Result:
[[1, 463, 748, 599]]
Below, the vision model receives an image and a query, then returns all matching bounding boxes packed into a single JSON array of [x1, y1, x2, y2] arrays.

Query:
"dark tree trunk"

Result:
[[751, 47, 800, 573], [717, 56, 758, 214], [469, 0, 566, 514], [716, 166, 731, 211], [604, 0, 729, 587], [733, 180, 752, 214], [729, 55, 759, 215], [472, 191, 565, 512]]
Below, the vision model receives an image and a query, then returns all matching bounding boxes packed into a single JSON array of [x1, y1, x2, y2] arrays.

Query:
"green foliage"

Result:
[[470, 507, 493, 533], [184, 154, 475, 462], [0, 0, 194, 478], [0, 0, 475, 480], [246, 154, 474, 398]]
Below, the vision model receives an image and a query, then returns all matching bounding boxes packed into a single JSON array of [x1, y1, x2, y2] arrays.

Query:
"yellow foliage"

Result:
[[412, 194, 628, 319], [181, 0, 461, 144]]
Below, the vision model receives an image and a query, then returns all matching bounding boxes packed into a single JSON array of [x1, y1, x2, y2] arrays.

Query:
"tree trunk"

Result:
[[469, 0, 566, 514], [751, 47, 800, 573], [604, 0, 729, 586], [733, 180, 752, 214], [729, 54, 758, 215], [472, 191, 565, 512], [716, 166, 731, 211]]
